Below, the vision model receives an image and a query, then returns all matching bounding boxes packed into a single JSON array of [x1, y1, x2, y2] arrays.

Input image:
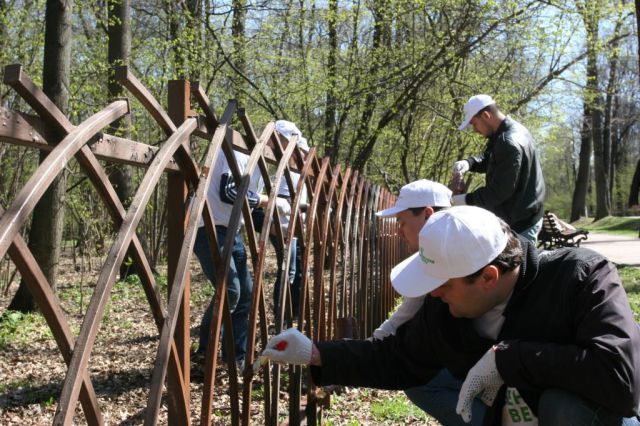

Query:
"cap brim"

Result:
[[458, 117, 471, 131], [390, 253, 447, 297], [375, 205, 405, 217]]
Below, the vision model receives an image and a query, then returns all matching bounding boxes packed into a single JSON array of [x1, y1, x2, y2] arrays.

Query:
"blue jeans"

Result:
[[519, 218, 543, 245], [193, 226, 253, 362], [270, 234, 301, 322], [538, 388, 640, 425], [405, 369, 485, 426]]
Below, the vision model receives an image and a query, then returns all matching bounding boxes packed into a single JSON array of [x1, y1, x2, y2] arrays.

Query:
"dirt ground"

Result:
[[0, 246, 436, 425]]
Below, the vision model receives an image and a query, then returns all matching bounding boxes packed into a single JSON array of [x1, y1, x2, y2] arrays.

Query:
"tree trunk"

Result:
[[348, 0, 390, 168], [8, 0, 73, 312], [231, 0, 246, 104], [578, 1, 610, 219], [636, 0, 640, 77], [570, 102, 592, 221], [604, 22, 621, 207], [108, 0, 132, 206], [323, 0, 338, 163], [186, 0, 202, 81], [592, 100, 611, 219], [167, 0, 185, 79], [108, 0, 137, 281], [0, 1, 6, 72]]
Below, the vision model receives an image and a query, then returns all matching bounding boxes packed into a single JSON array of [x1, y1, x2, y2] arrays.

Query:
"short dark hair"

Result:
[[407, 206, 446, 215], [463, 221, 523, 283], [475, 104, 499, 117]]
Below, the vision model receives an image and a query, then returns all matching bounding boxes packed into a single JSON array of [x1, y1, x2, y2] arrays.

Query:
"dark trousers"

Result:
[[193, 226, 252, 362]]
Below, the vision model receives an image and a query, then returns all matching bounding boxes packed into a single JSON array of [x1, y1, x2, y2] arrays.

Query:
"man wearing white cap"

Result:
[[372, 179, 451, 340], [194, 140, 291, 370], [270, 120, 310, 324], [453, 95, 545, 244], [261, 206, 640, 425], [373, 180, 483, 425]]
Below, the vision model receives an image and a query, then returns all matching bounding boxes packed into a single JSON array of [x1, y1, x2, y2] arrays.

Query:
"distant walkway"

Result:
[[581, 232, 640, 267]]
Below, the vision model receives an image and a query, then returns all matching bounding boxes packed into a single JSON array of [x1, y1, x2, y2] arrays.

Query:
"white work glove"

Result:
[[275, 197, 291, 217], [262, 328, 312, 365], [451, 194, 467, 206], [372, 319, 396, 340], [456, 345, 504, 423], [452, 160, 470, 174]]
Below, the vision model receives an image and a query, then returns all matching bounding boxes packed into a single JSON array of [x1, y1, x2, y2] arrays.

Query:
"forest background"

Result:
[[0, 0, 639, 295]]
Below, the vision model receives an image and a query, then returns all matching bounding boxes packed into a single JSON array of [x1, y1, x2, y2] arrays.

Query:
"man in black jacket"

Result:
[[262, 206, 640, 425], [452, 95, 545, 245]]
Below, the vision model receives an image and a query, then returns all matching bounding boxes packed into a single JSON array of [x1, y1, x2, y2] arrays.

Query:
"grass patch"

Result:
[[324, 419, 361, 426], [0, 378, 57, 405], [620, 265, 640, 291], [0, 378, 31, 394], [370, 394, 430, 423], [572, 216, 640, 237], [0, 311, 52, 348], [324, 389, 431, 425], [620, 266, 640, 322]]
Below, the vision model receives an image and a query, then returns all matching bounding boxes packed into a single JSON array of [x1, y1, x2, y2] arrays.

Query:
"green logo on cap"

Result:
[[419, 247, 435, 265]]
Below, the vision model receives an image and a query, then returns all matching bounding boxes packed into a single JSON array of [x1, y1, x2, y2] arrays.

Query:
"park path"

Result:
[[581, 232, 640, 267]]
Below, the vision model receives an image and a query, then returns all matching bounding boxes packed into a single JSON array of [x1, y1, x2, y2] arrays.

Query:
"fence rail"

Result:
[[0, 64, 406, 425]]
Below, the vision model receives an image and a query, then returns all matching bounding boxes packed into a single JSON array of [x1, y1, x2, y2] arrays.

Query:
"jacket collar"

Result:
[[489, 115, 513, 140], [503, 234, 539, 316]]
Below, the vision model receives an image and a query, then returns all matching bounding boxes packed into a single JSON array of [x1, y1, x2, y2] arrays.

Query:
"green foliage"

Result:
[[536, 117, 577, 219], [0, 377, 57, 405], [324, 419, 362, 426], [370, 394, 430, 423], [0, 311, 52, 348], [154, 273, 168, 290], [573, 216, 640, 237], [619, 265, 640, 290], [325, 388, 431, 424], [0, 0, 637, 281], [620, 266, 640, 322]]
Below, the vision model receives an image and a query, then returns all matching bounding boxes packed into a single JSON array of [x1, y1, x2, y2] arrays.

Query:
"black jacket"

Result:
[[466, 117, 546, 232], [310, 240, 640, 420]]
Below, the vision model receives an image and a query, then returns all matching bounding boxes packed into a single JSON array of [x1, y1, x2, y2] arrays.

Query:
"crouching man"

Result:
[[262, 206, 640, 425]]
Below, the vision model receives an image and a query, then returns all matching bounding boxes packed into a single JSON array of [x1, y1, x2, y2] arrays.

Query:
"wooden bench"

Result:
[[537, 211, 589, 250]]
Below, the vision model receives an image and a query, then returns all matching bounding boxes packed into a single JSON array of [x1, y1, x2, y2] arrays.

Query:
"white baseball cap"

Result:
[[297, 137, 309, 151], [376, 180, 452, 217], [275, 120, 301, 140], [390, 206, 508, 297], [458, 94, 496, 131]]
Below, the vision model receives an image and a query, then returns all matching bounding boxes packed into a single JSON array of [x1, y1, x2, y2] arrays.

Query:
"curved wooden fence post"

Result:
[[0, 63, 406, 425]]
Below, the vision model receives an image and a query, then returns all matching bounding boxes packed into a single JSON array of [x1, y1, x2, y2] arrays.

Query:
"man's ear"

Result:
[[480, 265, 500, 290], [480, 110, 493, 121], [424, 206, 434, 220]]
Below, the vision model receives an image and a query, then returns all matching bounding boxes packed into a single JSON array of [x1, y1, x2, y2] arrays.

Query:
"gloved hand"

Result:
[[456, 345, 504, 423], [275, 197, 291, 218], [451, 194, 467, 206], [262, 328, 312, 365], [452, 160, 470, 174], [372, 319, 395, 340]]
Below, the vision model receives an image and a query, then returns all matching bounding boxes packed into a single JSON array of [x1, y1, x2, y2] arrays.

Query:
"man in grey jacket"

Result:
[[452, 95, 545, 244]]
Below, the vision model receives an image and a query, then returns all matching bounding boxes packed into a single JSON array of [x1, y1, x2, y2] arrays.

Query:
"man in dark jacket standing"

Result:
[[262, 206, 640, 425], [452, 95, 545, 244]]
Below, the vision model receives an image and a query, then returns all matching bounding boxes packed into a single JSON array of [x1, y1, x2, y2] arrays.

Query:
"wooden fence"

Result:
[[0, 64, 406, 425]]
